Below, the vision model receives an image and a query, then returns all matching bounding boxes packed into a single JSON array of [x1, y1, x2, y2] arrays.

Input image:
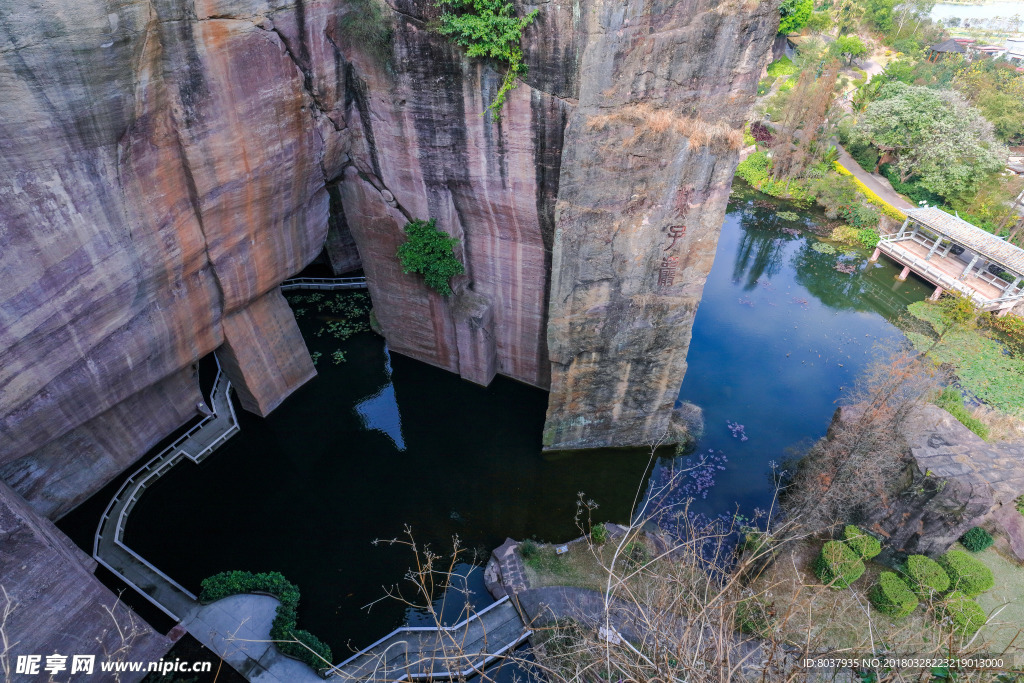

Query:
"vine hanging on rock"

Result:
[[434, 0, 539, 120]]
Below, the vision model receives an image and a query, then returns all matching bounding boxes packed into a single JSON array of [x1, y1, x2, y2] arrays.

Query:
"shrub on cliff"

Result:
[[200, 571, 332, 672], [814, 540, 865, 588], [435, 0, 539, 119], [960, 526, 994, 553], [905, 554, 950, 597], [736, 151, 771, 187], [842, 525, 881, 560], [939, 549, 994, 596], [870, 572, 918, 618], [938, 591, 988, 635], [396, 218, 464, 296]]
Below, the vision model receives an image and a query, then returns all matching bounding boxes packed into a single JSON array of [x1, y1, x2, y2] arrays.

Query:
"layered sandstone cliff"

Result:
[[0, 0, 778, 518]]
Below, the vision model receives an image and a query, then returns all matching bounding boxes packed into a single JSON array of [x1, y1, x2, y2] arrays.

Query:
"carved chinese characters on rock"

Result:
[[658, 225, 686, 288]]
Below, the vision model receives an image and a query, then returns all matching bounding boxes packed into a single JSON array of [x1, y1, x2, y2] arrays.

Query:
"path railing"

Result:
[[281, 276, 367, 291], [93, 355, 239, 620], [325, 595, 531, 681]]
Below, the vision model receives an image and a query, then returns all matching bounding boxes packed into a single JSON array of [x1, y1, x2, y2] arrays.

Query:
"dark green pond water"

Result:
[[117, 186, 931, 655]]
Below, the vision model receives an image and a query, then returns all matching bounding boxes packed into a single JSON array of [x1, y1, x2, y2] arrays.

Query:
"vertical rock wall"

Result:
[[544, 0, 779, 450], [0, 0, 779, 517]]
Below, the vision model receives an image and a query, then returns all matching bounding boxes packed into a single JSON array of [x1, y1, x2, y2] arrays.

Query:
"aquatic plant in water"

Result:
[[777, 210, 800, 221], [811, 242, 836, 255], [834, 261, 857, 274], [726, 420, 749, 441]]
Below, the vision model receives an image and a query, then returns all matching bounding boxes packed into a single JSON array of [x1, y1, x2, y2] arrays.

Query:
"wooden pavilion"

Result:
[[870, 207, 1024, 315], [927, 39, 967, 62]]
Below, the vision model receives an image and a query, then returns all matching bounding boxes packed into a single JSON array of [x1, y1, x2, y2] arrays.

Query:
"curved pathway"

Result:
[[90, 273, 531, 681], [836, 144, 915, 212]]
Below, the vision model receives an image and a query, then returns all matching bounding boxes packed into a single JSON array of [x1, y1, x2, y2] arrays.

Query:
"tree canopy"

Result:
[[853, 83, 1006, 203], [779, 0, 813, 34], [832, 35, 868, 65]]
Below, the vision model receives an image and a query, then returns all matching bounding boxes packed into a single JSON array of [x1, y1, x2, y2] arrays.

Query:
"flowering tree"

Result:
[[854, 83, 1006, 203]]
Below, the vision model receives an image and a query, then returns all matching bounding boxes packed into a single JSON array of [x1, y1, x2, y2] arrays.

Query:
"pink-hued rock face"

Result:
[[0, 0, 778, 515]]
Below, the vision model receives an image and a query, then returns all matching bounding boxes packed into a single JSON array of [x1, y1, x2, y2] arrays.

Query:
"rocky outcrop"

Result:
[[1, 0, 779, 516], [544, 0, 780, 450], [0, 478, 173, 678], [859, 404, 1024, 557]]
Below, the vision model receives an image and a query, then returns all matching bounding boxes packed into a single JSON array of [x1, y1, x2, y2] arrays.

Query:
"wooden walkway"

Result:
[[326, 596, 530, 681], [281, 276, 367, 291]]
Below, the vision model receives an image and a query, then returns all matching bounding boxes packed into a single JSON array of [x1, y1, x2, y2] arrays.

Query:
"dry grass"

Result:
[[586, 103, 744, 152], [971, 404, 1024, 443]]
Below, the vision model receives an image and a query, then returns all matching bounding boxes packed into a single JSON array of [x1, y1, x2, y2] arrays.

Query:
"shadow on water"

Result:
[[646, 187, 931, 525], [76, 183, 931, 657], [122, 328, 653, 652]]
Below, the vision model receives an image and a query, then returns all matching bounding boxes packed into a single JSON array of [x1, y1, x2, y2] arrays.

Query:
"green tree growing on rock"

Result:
[[435, 0, 539, 120], [396, 218, 464, 296]]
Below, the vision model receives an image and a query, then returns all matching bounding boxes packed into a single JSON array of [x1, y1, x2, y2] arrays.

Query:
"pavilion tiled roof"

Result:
[[906, 207, 1024, 275], [930, 39, 966, 53]]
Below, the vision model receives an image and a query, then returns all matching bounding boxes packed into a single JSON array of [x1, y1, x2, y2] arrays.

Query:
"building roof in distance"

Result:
[[907, 207, 1024, 274]]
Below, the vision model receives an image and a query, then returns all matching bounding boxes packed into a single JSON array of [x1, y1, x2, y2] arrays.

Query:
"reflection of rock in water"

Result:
[[354, 345, 406, 451]]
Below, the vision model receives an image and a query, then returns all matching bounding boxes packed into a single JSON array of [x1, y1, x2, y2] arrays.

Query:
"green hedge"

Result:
[[960, 527, 994, 553], [200, 571, 332, 673], [906, 554, 950, 597], [843, 525, 881, 560], [938, 591, 988, 636], [814, 540, 865, 588], [870, 572, 919, 618], [939, 550, 995, 596]]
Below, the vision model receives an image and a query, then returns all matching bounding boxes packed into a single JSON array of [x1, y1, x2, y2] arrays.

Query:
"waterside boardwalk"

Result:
[[326, 596, 530, 681], [871, 207, 1024, 314], [92, 357, 239, 620], [91, 274, 530, 681]]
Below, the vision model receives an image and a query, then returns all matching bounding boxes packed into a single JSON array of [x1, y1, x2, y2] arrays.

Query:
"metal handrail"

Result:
[[325, 596, 520, 677], [281, 277, 367, 291]]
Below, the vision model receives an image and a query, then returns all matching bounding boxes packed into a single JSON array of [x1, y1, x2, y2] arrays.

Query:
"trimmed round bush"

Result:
[[906, 554, 950, 597], [870, 572, 919, 618], [938, 591, 987, 636], [960, 527, 994, 553], [814, 540, 865, 588], [843, 525, 882, 560], [939, 550, 995, 596]]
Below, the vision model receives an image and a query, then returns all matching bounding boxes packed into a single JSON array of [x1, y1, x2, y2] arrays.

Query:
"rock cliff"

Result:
[[0, 0, 779, 516]]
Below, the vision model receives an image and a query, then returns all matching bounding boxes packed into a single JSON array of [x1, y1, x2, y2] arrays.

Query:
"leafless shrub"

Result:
[[782, 348, 941, 531], [0, 587, 16, 683]]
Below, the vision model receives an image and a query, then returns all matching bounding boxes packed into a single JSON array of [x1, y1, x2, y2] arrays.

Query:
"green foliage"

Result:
[[870, 572, 919, 618], [396, 218, 464, 296], [847, 203, 880, 229], [199, 571, 332, 672], [935, 387, 989, 440], [954, 60, 1024, 145], [939, 549, 995, 596], [879, 163, 944, 207], [623, 541, 651, 569], [1017, 495, 1024, 517], [339, 0, 392, 64], [519, 538, 538, 560], [938, 591, 988, 636], [289, 291, 372, 344], [435, 0, 539, 119], [906, 301, 1024, 415], [854, 83, 1007, 204], [843, 525, 882, 560], [331, 350, 347, 365], [832, 34, 868, 65], [590, 522, 608, 546], [767, 56, 798, 79], [779, 0, 813, 33], [777, 210, 800, 221], [960, 527, 994, 553], [846, 139, 879, 173], [812, 242, 837, 255], [814, 540, 865, 588], [805, 11, 832, 33], [736, 151, 771, 186], [736, 597, 776, 636], [906, 554, 951, 597], [983, 313, 1024, 359]]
